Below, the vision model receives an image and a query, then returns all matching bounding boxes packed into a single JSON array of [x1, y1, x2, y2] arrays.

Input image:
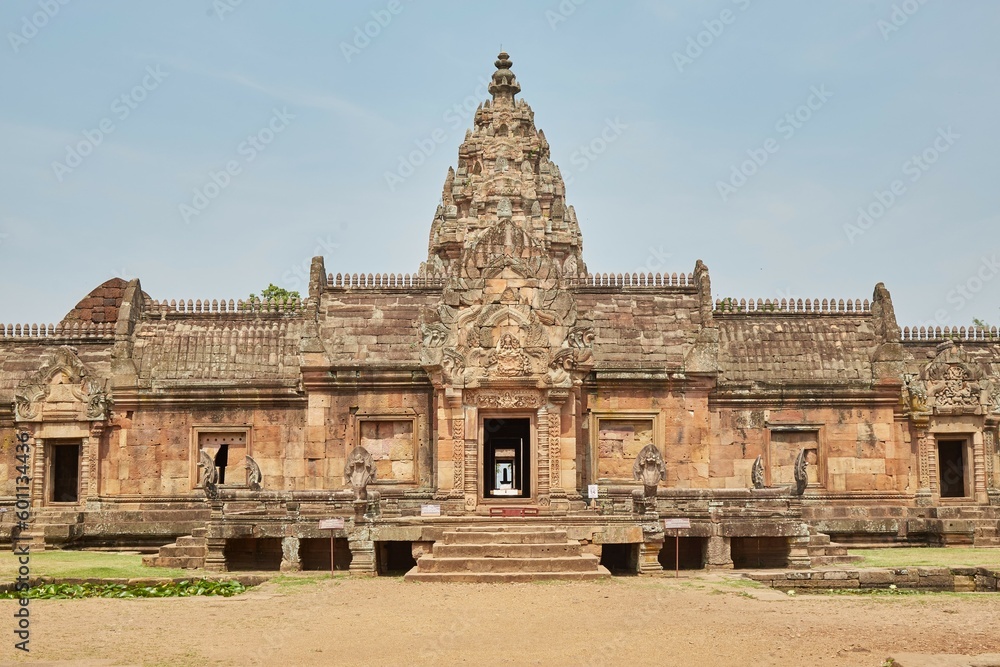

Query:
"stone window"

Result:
[[192, 427, 250, 489], [357, 418, 415, 483], [768, 429, 821, 488], [595, 418, 656, 481]]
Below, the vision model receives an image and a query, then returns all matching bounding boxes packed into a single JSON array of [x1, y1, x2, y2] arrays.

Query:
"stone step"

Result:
[[415, 554, 601, 574], [175, 536, 207, 547], [442, 530, 567, 545], [808, 534, 832, 547], [157, 545, 206, 558], [143, 555, 204, 569], [190, 527, 208, 538], [810, 555, 863, 567], [432, 542, 582, 559], [452, 525, 555, 532], [404, 567, 612, 583]]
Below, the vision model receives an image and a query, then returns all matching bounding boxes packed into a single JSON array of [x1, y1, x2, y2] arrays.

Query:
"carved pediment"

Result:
[[919, 343, 991, 415], [13, 346, 110, 422]]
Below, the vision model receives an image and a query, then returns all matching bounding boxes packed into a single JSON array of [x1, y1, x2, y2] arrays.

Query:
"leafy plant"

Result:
[[248, 283, 300, 304], [0, 579, 247, 599]]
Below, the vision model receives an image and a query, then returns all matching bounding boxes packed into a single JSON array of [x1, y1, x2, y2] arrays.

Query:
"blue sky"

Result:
[[1, 0, 998, 329]]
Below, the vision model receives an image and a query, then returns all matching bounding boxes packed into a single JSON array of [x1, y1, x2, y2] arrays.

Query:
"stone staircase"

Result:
[[14, 509, 85, 550], [404, 525, 611, 583], [142, 528, 207, 569], [807, 529, 862, 567]]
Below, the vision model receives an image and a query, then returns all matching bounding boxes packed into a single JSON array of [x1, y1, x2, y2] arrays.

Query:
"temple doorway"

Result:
[[50, 442, 80, 503], [483, 418, 530, 499]]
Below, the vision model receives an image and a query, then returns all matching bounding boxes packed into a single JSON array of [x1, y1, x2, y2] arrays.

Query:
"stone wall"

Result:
[[747, 566, 1000, 592]]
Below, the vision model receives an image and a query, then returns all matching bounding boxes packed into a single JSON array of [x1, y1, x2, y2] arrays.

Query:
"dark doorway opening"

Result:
[[483, 418, 530, 499], [300, 537, 352, 571], [214, 444, 229, 484], [600, 543, 638, 575], [658, 537, 706, 570], [51, 444, 80, 503], [224, 538, 282, 571], [938, 440, 966, 498], [377, 541, 417, 575], [731, 537, 790, 569]]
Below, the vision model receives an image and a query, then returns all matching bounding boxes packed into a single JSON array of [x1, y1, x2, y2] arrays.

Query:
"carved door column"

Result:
[[985, 419, 999, 504], [463, 405, 478, 511], [31, 437, 45, 507], [973, 429, 988, 504], [85, 423, 103, 506], [914, 422, 934, 505], [548, 390, 569, 500], [536, 404, 549, 505]]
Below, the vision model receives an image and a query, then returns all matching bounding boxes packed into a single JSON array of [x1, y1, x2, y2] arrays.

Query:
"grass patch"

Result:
[[849, 548, 1000, 569], [0, 550, 198, 580], [270, 574, 328, 588]]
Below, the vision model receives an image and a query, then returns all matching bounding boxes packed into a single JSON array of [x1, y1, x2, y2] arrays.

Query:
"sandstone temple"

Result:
[[2, 53, 998, 578]]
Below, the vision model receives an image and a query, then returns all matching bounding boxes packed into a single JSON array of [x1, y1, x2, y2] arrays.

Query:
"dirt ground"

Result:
[[2, 573, 1000, 667]]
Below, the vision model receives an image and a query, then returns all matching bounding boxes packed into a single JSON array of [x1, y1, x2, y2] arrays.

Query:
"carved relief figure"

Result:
[[344, 446, 377, 501], [245, 455, 262, 492], [932, 365, 979, 408], [793, 449, 808, 496], [751, 455, 765, 489], [198, 449, 219, 500], [488, 333, 530, 377], [632, 444, 666, 498]]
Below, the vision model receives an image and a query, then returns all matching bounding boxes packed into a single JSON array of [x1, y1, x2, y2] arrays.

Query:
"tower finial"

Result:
[[489, 51, 520, 102]]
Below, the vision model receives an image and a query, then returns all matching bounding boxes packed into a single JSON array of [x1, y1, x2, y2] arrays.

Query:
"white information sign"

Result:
[[663, 518, 691, 530], [420, 504, 442, 517], [319, 518, 345, 530], [587, 484, 599, 499]]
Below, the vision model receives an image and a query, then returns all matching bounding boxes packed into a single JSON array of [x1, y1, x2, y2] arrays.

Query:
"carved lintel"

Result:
[[472, 390, 541, 409]]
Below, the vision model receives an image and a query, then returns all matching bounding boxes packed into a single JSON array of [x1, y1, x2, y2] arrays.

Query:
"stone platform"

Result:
[[404, 525, 611, 583]]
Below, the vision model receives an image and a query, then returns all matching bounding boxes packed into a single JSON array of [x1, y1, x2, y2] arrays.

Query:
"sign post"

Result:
[[662, 518, 691, 578], [319, 518, 345, 575]]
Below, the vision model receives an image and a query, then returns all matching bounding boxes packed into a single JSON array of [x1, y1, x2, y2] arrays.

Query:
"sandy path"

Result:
[[2, 574, 999, 666]]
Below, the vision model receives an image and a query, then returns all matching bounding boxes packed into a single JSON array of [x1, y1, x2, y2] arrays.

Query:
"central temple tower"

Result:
[[420, 53, 595, 511]]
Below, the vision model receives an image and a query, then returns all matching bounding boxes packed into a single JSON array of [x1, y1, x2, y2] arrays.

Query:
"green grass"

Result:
[[270, 573, 330, 589], [849, 547, 1000, 569], [0, 550, 198, 580]]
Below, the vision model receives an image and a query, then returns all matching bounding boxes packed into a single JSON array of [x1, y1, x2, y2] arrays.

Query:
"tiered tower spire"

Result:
[[425, 52, 586, 279]]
